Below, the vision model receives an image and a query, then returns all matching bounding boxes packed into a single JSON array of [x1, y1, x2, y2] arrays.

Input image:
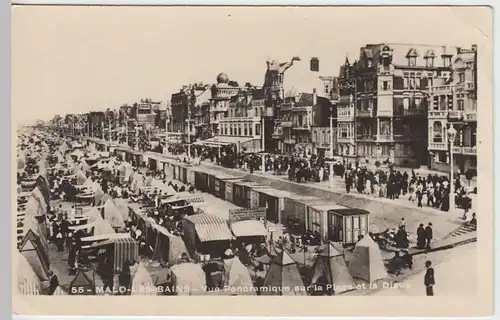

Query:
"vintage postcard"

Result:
[[12, 5, 494, 317]]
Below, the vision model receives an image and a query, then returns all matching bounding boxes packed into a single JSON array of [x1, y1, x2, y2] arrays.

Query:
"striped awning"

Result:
[[113, 237, 139, 273], [185, 196, 205, 204], [185, 214, 232, 243]]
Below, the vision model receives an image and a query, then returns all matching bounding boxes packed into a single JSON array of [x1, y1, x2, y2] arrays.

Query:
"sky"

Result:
[[12, 6, 491, 124]]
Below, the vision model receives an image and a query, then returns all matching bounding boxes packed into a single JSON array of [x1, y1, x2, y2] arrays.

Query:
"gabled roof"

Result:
[[406, 48, 419, 58], [424, 49, 436, 58]]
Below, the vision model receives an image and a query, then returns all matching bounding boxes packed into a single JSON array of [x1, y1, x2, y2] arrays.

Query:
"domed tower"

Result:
[[216, 73, 229, 84]]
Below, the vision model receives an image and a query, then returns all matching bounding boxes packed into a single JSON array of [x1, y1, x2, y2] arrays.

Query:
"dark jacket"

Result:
[[425, 226, 433, 239], [424, 267, 435, 286], [417, 226, 425, 238]]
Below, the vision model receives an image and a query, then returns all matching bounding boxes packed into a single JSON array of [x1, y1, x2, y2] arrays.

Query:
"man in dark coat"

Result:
[[425, 223, 433, 249], [416, 224, 426, 249], [424, 260, 435, 296]]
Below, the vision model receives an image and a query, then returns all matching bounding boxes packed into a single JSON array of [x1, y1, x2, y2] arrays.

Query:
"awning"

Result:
[[69, 220, 97, 231], [231, 220, 267, 237], [185, 214, 232, 243]]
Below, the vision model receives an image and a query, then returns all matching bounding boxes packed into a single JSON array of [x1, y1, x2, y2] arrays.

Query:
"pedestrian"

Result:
[[55, 232, 64, 252], [416, 223, 426, 249], [424, 260, 435, 296], [425, 222, 433, 249]]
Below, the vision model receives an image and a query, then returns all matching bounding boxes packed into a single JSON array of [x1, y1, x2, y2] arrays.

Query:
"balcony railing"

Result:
[[429, 142, 447, 151], [429, 110, 448, 118], [448, 110, 464, 120], [357, 109, 374, 118], [462, 146, 477, 155], [466, 81, 475, 91], [281, 120, 293, 127], [293, 124, 311, 130], [430, 85, 453, 94], [376, 134, 393, 142], [356, 134, 375, 141], [465, 111, 477, 122], [284, 138, 296, 144], [403, 109, 426, 117], [338, 136, 355, 143], [338, 115, 355, 122], [452, 146, 462, 154]]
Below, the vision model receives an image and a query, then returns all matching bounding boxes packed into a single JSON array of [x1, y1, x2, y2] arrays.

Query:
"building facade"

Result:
[[428, 45, 477, 173], [209, 73, 240, 137], [337, 43, 468, 168]]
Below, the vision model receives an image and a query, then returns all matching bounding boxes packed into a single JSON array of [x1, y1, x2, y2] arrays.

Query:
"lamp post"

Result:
[[261, 117, 265, 174], [447, 125, 457, 212]]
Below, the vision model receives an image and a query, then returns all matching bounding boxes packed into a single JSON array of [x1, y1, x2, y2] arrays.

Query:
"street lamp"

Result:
[[447, 125, 457, 212]]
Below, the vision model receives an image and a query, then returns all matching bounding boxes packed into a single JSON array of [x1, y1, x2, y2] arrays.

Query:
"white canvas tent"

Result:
[[223, 257, 256, 295], [169, 263, 206, 296], [347, 235, 388, 283], [310, 243, 357, 294], [103, 199, 126, 229], [261, 250, 306, 296], [131, 262, 157, 296], [16, 251, 41, 295]]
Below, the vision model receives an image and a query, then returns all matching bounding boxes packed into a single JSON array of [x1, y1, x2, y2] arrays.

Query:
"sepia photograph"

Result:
[[11, 5, 494, 317]]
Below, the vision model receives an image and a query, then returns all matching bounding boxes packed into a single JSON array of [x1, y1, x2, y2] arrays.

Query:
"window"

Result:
[[256, 124, 261, 135], [457, 99, 465, 111], [383, 81, 389, 90], [244, 124, 248, 136], [230, 124, 233, 135], [433, 121, 443, 143], [403, 98, 410, 110], [458, 73, 465, 83], [403, 77, 409, 89], [325, 85, 330, 94], [443, 57, 451, 68], [409, 77, 415, 89], [408, 57, 417, 66], [249, 125, 253, 136], [428, 77, 433, 88], [425, 57, 435, 67], [437, 151, 447, 163], [414, 98, 421, 109], [238, 125, 242, 136]]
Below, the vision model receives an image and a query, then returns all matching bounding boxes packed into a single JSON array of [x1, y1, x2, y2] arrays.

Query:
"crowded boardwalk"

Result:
[[16, 126, 477, 296]]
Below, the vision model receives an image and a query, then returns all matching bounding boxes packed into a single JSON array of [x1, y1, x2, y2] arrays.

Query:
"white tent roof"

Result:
[[347, 235, 388, 283]]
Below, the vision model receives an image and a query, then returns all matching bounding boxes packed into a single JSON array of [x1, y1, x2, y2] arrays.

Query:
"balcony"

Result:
[[429, 142, 447, 151], [448, 110, 464, 120], [376, 134, 393, 142], [430, 85, 453, 94], [357, 109, 374, 118], [338, 136, 355, 144], [281, 120, 293, 127], [338, 114, 355, 122], [452, 146, 462, 154], [403, 109, 426, 117], [462, 146, 477, 155], [293, 124, 311, 131], [284, 138, 296, 144], [428, 110, 448, 119], [377, 65, 394, 75], [465, 111, 477, 122], [466, 81, 475, 91], [356, 134, 375, 141]]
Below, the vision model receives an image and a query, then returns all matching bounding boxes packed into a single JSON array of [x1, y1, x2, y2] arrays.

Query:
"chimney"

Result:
[[313, 88, 317, 106], [471, 44, 478, 52], [456, 47, 462, 54]]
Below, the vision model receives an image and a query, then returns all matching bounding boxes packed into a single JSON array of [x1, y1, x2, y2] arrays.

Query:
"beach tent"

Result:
[[93, 215, 116, 237], [93, 182, 105, 205], [347, 235, 388, 283], [261, 250, 306, 296], [31, 188, 48, 213], [103, 199, 126, 229], [80, 161, 91, 173], [145, 175, 154, 187], [169, 263, 207, 296], [222, 257, 256, 295], [84, 177, 94, 187], [160, 183, 177, 197], [52, 286, 68, 296], [310, 243, 357, 294], [76, 170, 87, 185], [16, 251, 41, 295], [152, 225, 190, 264], [19, 229, 51, 282], [131, 262, 157, 296], [113, 198, 130, 220]]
